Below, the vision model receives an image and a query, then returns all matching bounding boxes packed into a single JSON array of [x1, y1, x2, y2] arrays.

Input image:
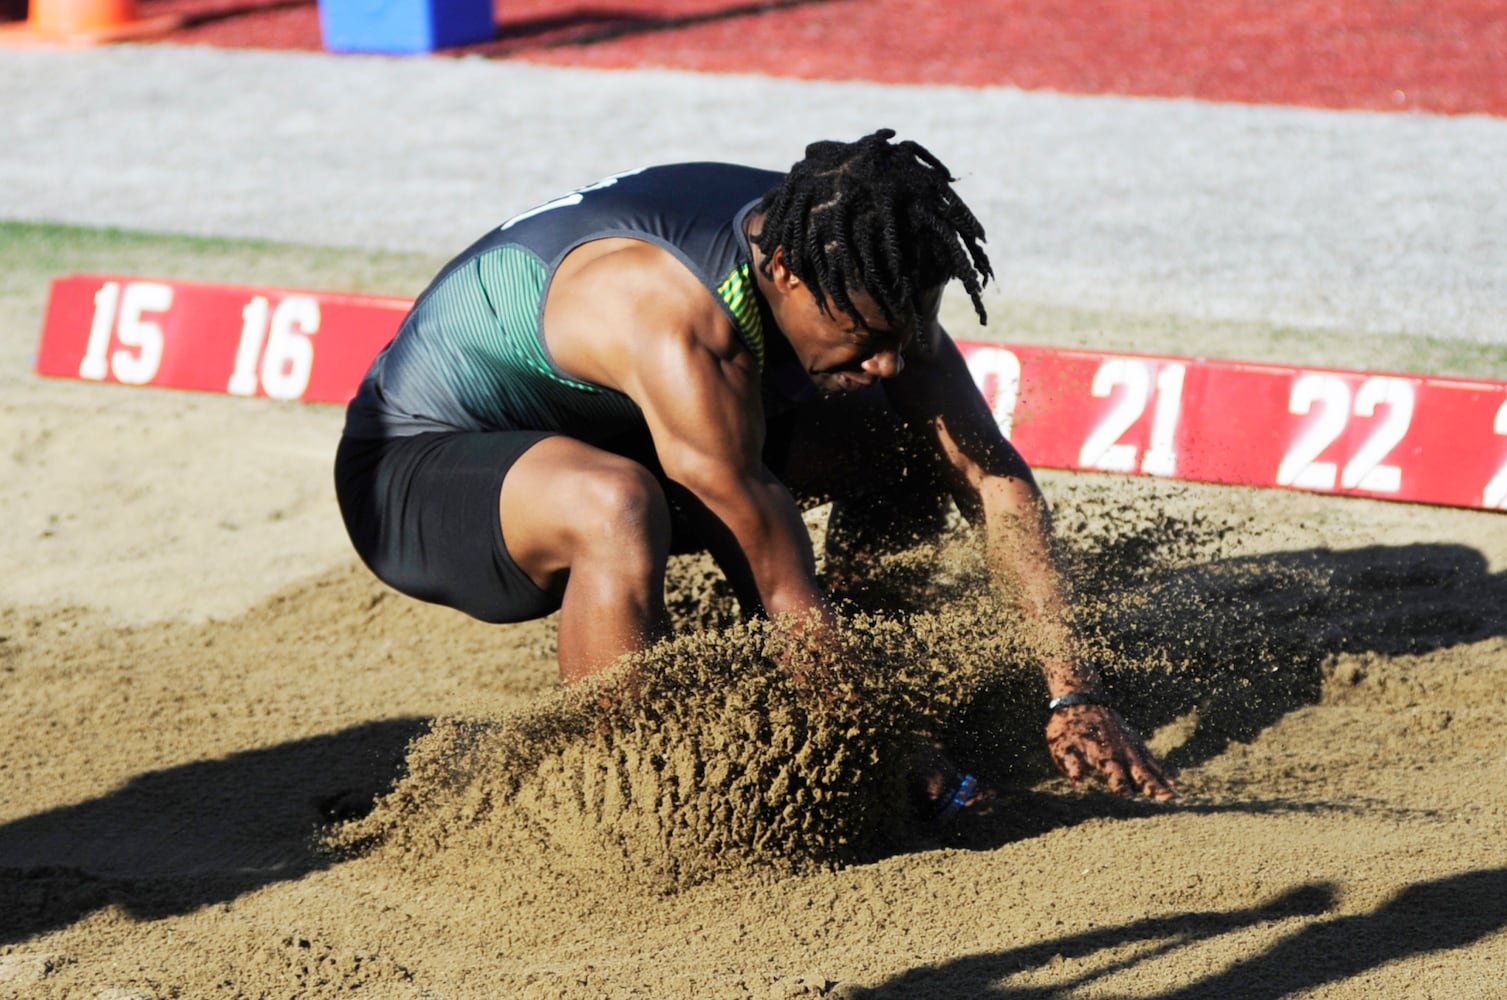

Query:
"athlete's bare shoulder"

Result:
[[543, 237, 748, 394]]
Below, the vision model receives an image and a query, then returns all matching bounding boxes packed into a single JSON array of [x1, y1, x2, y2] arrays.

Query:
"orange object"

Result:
[[0, 0, 182, 44], [32, 0, 138, 35]]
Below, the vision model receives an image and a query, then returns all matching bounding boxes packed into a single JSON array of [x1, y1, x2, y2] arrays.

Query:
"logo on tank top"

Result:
[[497, 168, 650, 232]]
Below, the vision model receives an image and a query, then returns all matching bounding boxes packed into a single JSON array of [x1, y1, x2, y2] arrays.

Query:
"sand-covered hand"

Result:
[[1046, 704, 1178, 802]]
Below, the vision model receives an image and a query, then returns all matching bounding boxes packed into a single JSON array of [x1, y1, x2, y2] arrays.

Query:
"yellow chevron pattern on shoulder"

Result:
[[717, 261, 765, 370]]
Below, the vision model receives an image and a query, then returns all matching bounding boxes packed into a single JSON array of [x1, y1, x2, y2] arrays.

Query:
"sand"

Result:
[[4, 332, 1506, 997]]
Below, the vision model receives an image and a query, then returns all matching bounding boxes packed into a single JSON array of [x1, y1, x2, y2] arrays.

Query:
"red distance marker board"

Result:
[[34, 273, 1507, 513], [958, 344, 1507, 513], [33, 274, 409, 404]]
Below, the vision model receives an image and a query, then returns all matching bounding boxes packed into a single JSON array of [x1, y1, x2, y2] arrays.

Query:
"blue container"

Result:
[[319, 0, 494, 54]]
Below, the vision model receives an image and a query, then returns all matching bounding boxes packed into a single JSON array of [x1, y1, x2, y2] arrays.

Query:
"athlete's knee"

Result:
[[571, 458, 671, 565]]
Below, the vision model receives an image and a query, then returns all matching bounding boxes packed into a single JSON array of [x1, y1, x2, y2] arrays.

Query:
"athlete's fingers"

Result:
[[1097, 755, 1133, 795], [1052, 741, 1090, 783], [1129, 756, 1178, 801]]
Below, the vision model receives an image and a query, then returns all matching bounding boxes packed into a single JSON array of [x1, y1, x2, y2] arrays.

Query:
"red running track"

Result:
[[21, 0, 1507, 115]]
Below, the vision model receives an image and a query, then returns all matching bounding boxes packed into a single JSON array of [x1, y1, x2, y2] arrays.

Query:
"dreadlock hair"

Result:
[[752, 129, 994, 333]]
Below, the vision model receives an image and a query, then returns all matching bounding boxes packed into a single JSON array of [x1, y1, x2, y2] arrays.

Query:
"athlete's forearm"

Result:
[[700, 474, 845, 685], [733, 476, 835, 628], [978, 477, 1102, 697], [668, 461, 833, 625]]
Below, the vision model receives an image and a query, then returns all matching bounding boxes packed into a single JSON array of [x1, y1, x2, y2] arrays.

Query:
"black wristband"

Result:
[[1048, 691, 1108, 712]]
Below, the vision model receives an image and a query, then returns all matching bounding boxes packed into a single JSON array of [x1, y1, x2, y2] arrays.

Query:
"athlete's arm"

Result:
[[628, 319, 833, 631], [550, 241, 834, 632], [640, 350, 833, 629], [885, 321, 1176, 802]]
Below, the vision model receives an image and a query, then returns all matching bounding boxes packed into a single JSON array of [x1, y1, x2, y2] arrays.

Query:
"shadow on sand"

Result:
[[1102, 541, 1506, 762], [0, 717, 426, 946], [947, 537, 1505, 783], [856, 866, 1507, 999]]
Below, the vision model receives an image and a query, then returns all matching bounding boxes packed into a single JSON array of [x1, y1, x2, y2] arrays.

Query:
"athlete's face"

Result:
[[767, 251, 941, 395]]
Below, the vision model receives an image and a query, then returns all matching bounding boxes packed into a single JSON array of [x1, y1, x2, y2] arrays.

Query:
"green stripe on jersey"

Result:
[[475, 246, 598, 393], [717, 261, 765, 370]]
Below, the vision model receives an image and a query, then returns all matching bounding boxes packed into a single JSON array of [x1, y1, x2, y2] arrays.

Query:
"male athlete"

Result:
[[335, 130, 1176, 806]]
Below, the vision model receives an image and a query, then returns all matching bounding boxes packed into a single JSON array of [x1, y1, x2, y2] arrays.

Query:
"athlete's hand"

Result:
[[1046, 704, 1177, 801]]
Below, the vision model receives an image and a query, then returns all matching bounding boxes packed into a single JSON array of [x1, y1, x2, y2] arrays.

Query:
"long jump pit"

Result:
[[2, 259, 1504, 998]]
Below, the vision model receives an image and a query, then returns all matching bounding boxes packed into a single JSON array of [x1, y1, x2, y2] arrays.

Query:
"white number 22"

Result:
[[1276, 374, 1415, 492]]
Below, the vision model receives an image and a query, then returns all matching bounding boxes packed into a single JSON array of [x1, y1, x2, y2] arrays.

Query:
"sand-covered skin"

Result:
[[3, 344, 1505, 997]]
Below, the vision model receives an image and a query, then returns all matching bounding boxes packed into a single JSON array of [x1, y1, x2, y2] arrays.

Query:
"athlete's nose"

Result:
[[862, 349, 904, 378]]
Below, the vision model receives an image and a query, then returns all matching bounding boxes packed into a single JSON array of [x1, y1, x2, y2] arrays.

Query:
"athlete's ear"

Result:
[[767, 246, 803, 290]]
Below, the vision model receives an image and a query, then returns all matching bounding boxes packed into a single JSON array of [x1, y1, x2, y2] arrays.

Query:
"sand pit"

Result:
[[3, 310, 1506, 996]]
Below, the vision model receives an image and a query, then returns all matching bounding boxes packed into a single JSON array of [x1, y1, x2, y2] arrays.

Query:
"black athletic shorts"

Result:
[[334, 431, 560, 624], [332, 388, 906, 627]]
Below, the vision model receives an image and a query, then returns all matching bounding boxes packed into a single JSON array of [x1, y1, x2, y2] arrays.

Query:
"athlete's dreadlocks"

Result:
[[752, 129, 993, 333]]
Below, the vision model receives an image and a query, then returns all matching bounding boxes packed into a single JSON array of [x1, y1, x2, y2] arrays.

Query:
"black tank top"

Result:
[[342, 162, 812, 443]]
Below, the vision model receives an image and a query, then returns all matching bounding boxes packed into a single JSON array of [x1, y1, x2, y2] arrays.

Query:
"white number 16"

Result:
[[228, 295, 321, 401]]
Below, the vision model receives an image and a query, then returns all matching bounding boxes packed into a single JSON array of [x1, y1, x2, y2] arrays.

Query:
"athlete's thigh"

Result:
[[498, 434, 669, 594], [335, 430, 559, 624]]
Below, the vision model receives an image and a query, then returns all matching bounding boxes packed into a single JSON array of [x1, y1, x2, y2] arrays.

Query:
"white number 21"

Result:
[[1077, 359, 1187, 476]]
